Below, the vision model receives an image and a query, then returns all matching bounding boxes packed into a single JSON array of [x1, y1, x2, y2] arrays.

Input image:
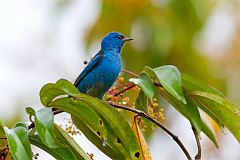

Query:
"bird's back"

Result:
[[75, 50, 121, 99]]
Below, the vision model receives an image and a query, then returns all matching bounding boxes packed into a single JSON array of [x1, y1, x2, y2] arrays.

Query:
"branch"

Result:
[[106, 83, 136, 101], [121, 69, 139, 77], [108, 102, 193, 160], [192, 126, 201, 160]]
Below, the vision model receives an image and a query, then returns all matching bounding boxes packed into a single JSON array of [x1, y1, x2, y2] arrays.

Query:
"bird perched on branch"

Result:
[[74, 32, 133, 99]]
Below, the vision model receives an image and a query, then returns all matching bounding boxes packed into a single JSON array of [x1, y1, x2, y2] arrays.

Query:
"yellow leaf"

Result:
[[131, 117, 152, 160]]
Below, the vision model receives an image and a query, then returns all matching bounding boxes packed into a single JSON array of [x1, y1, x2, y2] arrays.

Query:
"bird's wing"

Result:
[[74, 50, 104, 86]]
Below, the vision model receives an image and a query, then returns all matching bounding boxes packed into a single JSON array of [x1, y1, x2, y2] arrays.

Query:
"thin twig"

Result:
[[106, 83, 136, 101], [192, 126, 201, 160], [108, 83, 134, 92], [108, 102, 193, 160], [121, 69, 139, 77]]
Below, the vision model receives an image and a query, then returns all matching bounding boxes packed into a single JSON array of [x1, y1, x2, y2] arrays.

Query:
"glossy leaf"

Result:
[[41, 79, 141, 159], [129, 72, 155, 100], [72, 116, 125, 159], [182, 74, 225, 97], [34, 108, 59, 148], [14, 122, 30, 129], [183, 90, 202, 134], [40, 79, 80, 106], [190, 91, 240, 142], [71, 94, 141, 160], [182, 74, 225, 129], [135, 91, 152, 127], [29, 135, 80, 160], [6, 127, 32, 160], [135, 90, 149, 114], [155, 87, 218, 146], [144, 65, 186, 104], [25, 107, 35, 115], [55, 125, 91, 160], [50, 96, 140, 159], [49, 98, 108, 146], [200, 121, 218, 148]]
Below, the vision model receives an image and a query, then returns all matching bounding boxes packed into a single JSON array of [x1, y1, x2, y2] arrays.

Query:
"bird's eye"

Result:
[[117, 35, 124, 40]]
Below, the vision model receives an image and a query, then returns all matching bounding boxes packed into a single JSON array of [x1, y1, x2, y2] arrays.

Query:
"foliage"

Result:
[[0, 65, 239, 160]]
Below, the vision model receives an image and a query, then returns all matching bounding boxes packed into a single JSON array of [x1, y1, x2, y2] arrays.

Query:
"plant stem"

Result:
[[192, 126, 201, 160], [106, 83, 136, 101], [121, 69, 139, 77], [108, 102, 193, 160]]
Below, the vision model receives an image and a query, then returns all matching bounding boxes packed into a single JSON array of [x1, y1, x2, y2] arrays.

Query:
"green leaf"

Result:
[[54, 125, 91, 160], [0, 119, 5, 135], [135, 90, 149, 114], [29, 135, 80, 160], [200, 121, 218, 148], [144, 65, 186, 104], [190, 91, 240, 142], [134, 91, 153, 127], [40, 79, 141, 159], [50, 97, 140, 159], [49, 98, 108, 145], [14, 122, 30, 129], [25, 107, 35, 115], [182, 74, 225, 97], [183, 90, 202, 134], [129, 72, 155, 100], [72, 116, 124, 159], [40, 79, 80, 106], [72, 94, 141, 159], [6, 127, 32, 160], [155, 87, 218, 146], [34, 108, 59, 148], [182, 74, 225, 129]]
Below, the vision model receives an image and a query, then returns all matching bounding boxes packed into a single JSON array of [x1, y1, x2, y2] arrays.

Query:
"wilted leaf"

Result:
[[131, 118, 152, 160]]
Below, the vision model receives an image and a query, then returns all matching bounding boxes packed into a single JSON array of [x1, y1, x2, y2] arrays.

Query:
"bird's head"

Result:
[[101, 32, 133, 52]]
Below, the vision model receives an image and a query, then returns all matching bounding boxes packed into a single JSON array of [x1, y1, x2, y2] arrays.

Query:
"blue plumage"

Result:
[[74, 32, 133, 99]]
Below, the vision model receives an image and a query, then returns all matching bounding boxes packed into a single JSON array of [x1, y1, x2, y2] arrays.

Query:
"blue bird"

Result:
[[74, 32, 133, 99]]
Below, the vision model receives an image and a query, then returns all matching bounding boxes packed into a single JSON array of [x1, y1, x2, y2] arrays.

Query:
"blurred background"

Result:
[[0, 0, 240, 159]]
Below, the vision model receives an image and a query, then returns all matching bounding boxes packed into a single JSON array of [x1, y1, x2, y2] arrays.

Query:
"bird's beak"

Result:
[[122, 38, 134, 42]]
